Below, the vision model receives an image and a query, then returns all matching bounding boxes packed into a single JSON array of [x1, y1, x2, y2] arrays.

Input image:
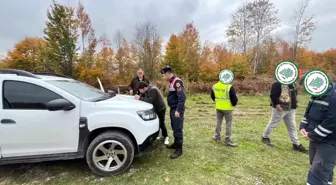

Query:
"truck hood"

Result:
[[94, 94, 153, 110]]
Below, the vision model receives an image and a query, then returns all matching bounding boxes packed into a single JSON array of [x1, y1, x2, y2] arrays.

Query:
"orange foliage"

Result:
[[322, 49, 336, 74], [3, 37, 45, 72], [213, 45, 234, 70], [277, 41, 292, 61], [1, 22, 336, 93], [178, 23, 201, 81], [77, 66, 110, 87]]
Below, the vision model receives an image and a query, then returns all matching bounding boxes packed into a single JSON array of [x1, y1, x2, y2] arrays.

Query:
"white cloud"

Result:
[[0, 0, 335, 54]]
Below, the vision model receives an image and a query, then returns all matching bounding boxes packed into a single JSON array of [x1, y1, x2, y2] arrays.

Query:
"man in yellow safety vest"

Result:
[[211, 80, 238, 147]]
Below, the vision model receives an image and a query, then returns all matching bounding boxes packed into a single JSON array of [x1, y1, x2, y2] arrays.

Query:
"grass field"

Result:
[[0, 94, 329, 185]]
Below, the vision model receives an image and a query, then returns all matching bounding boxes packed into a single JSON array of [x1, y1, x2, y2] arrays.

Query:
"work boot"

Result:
[[224, 138, 238, 147], [293, 144, 308, 153], [166, 143, 176, 150], [170, 149, 183, 159], [262, 137, 274, 147], [170, 142, 183, 159], [212, 136, 221, 142]]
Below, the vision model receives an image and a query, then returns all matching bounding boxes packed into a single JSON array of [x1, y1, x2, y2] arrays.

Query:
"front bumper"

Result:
[[137, 130, 159, 154]]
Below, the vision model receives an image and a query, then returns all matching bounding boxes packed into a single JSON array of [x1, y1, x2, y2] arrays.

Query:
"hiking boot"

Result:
[[212, 136, 221, 141], [224, 139, 238, 147], [166, 143, 176, 150], [170, 150, 183, 159], [293, 144, 308, 153], [262, 137, 274, 147]]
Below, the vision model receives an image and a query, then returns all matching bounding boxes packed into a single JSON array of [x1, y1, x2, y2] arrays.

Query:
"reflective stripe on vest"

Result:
[[213, 82, 232, 110], [169, 77, 181, 91]]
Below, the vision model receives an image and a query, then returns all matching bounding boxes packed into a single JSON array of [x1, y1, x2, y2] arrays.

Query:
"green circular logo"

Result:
[[274, 60, 299, 85], [303, 70, 330, 97], [219, 69, 234, 84]]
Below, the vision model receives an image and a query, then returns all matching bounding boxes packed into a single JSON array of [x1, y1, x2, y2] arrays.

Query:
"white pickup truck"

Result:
[[0, 69, 159, 176]]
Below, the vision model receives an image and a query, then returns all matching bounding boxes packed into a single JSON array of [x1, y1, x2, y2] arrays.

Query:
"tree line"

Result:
[[0, 0, 335, 86]]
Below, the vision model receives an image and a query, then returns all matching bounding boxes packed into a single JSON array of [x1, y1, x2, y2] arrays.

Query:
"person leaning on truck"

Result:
[[135, 81, 169, 145], [128, 68, 150, 95]]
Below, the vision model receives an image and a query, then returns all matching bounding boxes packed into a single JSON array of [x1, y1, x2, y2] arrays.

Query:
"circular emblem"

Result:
[[219, 69, 234, 84], [303, 70, 330, 97], [274, 60, 299, 85]]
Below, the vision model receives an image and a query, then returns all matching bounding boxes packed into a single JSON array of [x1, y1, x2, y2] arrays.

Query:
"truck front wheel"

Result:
[[86, 131, 135, 176]]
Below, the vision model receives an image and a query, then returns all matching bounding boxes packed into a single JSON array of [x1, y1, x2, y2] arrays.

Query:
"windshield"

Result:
[[46, 80, 109, 101]]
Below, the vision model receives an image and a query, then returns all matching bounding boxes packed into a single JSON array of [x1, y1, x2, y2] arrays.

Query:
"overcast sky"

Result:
[[0, 0, 335, 58]]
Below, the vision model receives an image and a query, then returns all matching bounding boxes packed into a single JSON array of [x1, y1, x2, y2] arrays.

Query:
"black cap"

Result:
[[138, 81, 149, 89], [160, 65, 172, 74]]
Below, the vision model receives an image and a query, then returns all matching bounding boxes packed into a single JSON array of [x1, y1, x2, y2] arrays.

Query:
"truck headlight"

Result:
[[137, 109, 157, 121]]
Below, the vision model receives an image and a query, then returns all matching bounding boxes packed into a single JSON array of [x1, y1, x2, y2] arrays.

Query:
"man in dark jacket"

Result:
[[261, 81, 308, 153], [128, 68, 150, 95], [299, 80, 336, 185], [135, 81, 169, 145], [161, 65, 186, 159]]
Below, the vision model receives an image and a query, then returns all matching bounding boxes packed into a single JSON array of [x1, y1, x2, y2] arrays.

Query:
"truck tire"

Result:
[[86, 131, 135, 176]]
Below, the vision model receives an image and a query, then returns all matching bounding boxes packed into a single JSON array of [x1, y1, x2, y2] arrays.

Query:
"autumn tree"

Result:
[[114, 30, 125, 50], [291, 0, 316, 62], [297, 48, 315, 69], [199, 42, 216, 81], [77, 1, 97, 68], [213, 44, 234, 70], [248, 0, 280, 75], [179, 23, 201, 81], [226, 2, 253, 54], [322, 49, 336, 74], [258, 37, 279, 75], [114, 31, 126, 76], [134, 20, 162, 81], [2, 37, 45, 72], [231, 54, 253, 78], [163, 34, 183, 75], [96, 34, 116, 75], [43, 0, 79, 77], [277, 40, 289, 60], [115, 39, 137, 83]]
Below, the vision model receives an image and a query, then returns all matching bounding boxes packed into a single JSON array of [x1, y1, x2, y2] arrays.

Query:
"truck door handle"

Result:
[[1, 119, 16, 124]]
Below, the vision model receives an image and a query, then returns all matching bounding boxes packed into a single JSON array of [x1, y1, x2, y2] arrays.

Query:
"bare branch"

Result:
[[133, 20, 162, 81], [246, 0, 280, 74], [113, 30, 124, 50], [226, 1, 254, 54], [292, 0, 316, 62]]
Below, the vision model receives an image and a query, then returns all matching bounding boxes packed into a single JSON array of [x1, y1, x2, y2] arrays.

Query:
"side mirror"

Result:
[[46, 99, 75, 111]]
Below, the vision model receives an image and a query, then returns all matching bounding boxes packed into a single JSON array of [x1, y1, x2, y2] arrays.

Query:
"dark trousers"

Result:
[[169, 107, 184, 150], [307, 141, 336, 185], [157, 108, 168, 138]]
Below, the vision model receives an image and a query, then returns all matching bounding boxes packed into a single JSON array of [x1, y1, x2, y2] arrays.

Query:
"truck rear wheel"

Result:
[[86, 131, 135, 176]]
